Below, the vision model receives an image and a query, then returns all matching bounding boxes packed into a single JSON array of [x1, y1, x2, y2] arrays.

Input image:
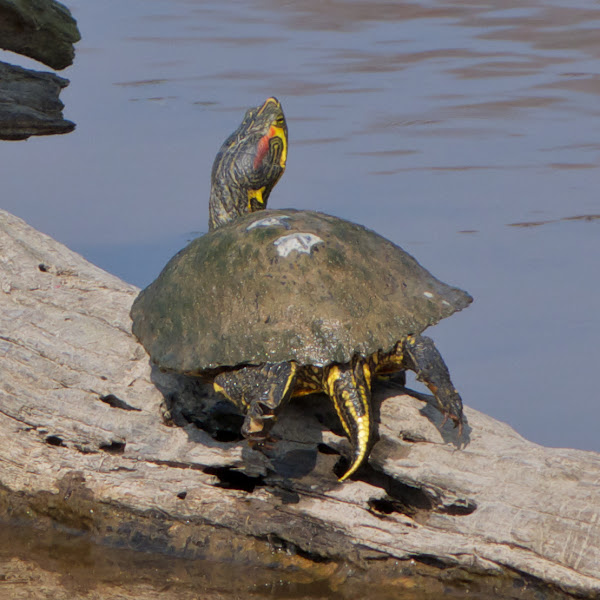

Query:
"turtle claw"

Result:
[[402, 334, 465, 436], [241, 410, 276, 439], [444, 395, 464, 427], [438, 399, 464, 439]]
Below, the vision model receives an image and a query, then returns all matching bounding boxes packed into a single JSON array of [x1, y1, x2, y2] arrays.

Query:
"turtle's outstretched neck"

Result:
[[208, 181, 246, 231], [207, 97, 288, 231]]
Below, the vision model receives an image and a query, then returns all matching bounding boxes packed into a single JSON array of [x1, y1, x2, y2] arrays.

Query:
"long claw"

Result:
[[403, 334, 465, 435], [456, 417, 463, 437], [324, 357, 374, 482]]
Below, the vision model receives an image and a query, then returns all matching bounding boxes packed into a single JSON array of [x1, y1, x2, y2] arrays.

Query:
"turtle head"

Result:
[[208, 97, 288, 231]]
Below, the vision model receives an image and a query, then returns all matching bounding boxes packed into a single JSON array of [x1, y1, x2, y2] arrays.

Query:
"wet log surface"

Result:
[[1, 208, 599, 599], [0, 61, 74, 140]]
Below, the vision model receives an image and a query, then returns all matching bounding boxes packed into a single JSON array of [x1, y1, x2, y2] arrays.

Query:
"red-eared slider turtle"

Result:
[[131, 97, 472, 481]]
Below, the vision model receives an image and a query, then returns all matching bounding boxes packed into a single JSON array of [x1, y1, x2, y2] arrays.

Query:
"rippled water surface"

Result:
[[2, 2, 599, 455]]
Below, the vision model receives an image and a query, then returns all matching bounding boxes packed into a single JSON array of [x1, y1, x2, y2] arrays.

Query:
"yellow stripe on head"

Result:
[[269, 125, 288, 168], [257, 97, 280, 114]]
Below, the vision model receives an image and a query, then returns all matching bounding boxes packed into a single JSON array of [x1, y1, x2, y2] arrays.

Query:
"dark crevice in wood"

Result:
[[45, 435, 65, 447], [364, 467, 477, 518], [360, 468, 434, 517], [438, 500, 477, 516], [203, 466, 265, 493], [99, 394, 141, 412], [99, 441, 126, 455]]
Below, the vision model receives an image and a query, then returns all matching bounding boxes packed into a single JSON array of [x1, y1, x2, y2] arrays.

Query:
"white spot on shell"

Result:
[[246, 216, 290, 230], [442, 300, 451, 306], [274, 233, 324, 257], [423, 291, 434, 299]]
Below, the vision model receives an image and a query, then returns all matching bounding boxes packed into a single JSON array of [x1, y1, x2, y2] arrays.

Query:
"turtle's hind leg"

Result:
[[400, 334, 464, 430], [214, 361, 297, 439], [323, 356, 374, 481]]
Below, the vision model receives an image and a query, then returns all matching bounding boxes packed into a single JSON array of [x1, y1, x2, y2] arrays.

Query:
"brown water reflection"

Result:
[[0, 521, 572, 600]]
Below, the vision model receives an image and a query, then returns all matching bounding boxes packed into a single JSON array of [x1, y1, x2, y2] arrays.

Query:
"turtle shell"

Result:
[[131, 209, 472, 374]]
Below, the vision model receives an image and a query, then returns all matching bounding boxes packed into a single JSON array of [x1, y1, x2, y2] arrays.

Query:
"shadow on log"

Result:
[[0, 208, 599, 598]]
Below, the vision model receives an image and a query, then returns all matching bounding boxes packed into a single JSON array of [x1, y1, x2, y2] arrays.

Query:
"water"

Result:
[[0, 520, 563, 600], [2, 1, 599, 467]]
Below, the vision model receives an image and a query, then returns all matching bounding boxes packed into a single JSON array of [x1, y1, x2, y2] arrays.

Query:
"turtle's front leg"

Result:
[[214, 361, 297, 439], [323, 356, 374, 481], [400, 334, 464, 429]]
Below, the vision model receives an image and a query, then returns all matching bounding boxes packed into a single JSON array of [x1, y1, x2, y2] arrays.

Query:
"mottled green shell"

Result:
[[131, 210, 472, 374]]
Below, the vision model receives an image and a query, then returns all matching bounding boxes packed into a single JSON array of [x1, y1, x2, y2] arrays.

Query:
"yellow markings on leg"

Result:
[[389, 341, 405, 365], [362, 362, 372, 388], [213, 381, 248, 409], [324, 360, 373, 482], [374, 342, 406, 379], [293, 365, 323, 397], [213, 378, 248, 408], [324, 366, 350, 437], [278, 360, 297, 402], [340, 360, 372, 481], [247, 186, 266, 212]]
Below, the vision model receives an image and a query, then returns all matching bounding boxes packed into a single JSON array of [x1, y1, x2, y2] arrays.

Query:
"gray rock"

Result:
[[0, 208, 599, 598], [0, 0, 80, 70], [0, 61, 74, 140]]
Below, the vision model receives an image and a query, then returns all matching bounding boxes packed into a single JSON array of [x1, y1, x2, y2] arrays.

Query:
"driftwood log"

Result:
[[1, 208, 599, 598], [0, 0, 79, 140], [0, 61, 74, 140], [0, 0, 80, 70]]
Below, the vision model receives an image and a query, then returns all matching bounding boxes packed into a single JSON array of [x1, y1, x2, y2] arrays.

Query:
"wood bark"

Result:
[[0, 61, 74, 140], [0, 0, 80, 70], [0, 0, 79, 140], [1, 208, 599, 598]]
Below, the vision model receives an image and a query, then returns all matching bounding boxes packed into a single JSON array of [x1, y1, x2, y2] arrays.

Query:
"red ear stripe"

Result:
[[253, 126, 276, 170]]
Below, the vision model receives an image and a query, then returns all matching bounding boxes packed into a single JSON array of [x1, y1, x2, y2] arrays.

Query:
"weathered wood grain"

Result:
[[1, 208, 599, 598], [0, 0, 80, 70], [0, 61, 75, 140], [0, 0, 79, 140]]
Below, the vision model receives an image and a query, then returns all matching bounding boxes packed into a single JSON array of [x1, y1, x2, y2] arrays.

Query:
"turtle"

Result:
[[131, 97, 472, 481]]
